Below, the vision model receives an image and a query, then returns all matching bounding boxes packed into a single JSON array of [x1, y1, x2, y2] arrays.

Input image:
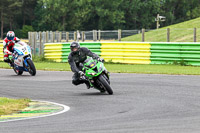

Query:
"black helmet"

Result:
[[70, 42, 80, 54]]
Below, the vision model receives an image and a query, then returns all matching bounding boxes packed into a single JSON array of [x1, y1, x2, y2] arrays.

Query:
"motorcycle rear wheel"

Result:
[[98, 74, 113, 95], [13, 68, 23, 75]]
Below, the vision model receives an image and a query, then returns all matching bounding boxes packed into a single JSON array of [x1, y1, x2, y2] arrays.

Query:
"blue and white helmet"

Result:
[[7, 31, 15, 41]]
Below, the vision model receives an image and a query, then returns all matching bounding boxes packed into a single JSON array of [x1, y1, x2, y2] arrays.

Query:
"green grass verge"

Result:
[[0, 97, 30, 116], [122, 17, 200, 42], [1, 61, 200, 75]]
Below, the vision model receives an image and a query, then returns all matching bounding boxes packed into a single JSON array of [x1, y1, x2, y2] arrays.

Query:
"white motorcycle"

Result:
[[11, 41, 36, 76]]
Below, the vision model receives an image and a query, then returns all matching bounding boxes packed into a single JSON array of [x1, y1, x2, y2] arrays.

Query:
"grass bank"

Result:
[[122, 17, 200, 42], [0, 97, 30, 116], [1, 61, 200, 75]]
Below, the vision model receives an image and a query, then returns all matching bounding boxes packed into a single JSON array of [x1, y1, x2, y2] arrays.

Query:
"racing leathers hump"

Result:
[[68, 47, 99, 73]]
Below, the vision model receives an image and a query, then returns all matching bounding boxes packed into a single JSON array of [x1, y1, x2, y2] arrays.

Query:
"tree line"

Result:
[[1, 0, 200, 39]]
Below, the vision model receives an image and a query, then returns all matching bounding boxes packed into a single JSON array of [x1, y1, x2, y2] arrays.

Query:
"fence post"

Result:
[[50, 31, 52, 42], [66, 32, 69, 42], [118, 29, 121, 41], [58, 32, 62, 42], [98, 30, 101, 41], [93, 30, 97, 41], [33, 32, 37, 56], [82, 31, 85, 42], [55, 31, 59, 42], [74, 32, 77, 41], [194, 28, 197, 42], [167, 28, 170, 42], [30, 32, 33, 52], [93, 30, 94, 41], [53, 32, 55, 42], [28, 32, 31, 45], [46, 31, 49, 43], [55, 31, 57, 42], [32, 32, 35, 54], [77, 30, 81, 42], [42, 31, 46, 55], [142, 29, 145, 42], [39, 32, 42, 56]]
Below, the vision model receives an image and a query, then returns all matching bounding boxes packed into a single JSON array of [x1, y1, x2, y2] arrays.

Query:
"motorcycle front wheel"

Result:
[[98, 74, 113, 95], [26, 59, 36, 76]]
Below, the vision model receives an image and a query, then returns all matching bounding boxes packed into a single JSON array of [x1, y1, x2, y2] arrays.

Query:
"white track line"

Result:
[[0, 100, 70, 123]]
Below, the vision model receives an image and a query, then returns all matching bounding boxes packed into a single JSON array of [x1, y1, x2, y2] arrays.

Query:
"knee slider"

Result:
[[72, 80, 80, 85], [4, 57, 10, 63]]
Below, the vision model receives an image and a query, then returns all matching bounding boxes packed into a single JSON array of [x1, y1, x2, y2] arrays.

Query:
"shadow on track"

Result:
[[3, 75, 31, 77], [78, 92, 109, 96]]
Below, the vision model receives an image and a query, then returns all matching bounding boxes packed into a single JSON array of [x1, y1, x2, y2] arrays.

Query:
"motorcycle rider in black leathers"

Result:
[[68, 42, 103, 89]]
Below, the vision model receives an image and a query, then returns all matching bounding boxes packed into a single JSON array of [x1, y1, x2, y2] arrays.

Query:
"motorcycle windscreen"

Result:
[[84, 57, 96, 68]]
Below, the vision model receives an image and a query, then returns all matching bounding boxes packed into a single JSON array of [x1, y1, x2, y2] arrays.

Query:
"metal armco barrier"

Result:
[[32, 42, 200, 66], [0, 43, 3, 61]]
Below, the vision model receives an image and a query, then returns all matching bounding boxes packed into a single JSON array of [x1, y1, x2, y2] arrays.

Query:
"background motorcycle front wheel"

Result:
[[98, 75, 113, 95], [26, 59, 36, 76]]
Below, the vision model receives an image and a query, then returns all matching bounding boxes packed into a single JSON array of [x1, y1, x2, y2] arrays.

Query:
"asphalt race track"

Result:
[[1, 68, 200, 133]]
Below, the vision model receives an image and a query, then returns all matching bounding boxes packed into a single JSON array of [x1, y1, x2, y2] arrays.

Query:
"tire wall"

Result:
[[44, 42, 101, 62], [150, 42, 200, 66], [0, 43, 3, 61], [43, 42, 200, 66]]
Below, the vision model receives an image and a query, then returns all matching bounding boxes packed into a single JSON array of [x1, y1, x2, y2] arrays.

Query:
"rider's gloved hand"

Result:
[[4, 49, 12, 55], [78, 71, 84, 76], [97, 57, 104, 62]]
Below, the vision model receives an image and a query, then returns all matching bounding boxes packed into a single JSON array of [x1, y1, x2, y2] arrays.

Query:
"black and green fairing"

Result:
[[82, 57, 105, 78]]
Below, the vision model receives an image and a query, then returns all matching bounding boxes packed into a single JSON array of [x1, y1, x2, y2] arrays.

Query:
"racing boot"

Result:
[[85, 80, 91, 89], [9, 58, 14, 67], [4, 57, 10, 63], [100, 90, 106, 93], [4, 57, 13, 67], [9, 62, 14, 67]]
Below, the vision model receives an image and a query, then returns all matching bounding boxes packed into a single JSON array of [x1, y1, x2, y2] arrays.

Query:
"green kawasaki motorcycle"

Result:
[[81, 57, 113, 95]]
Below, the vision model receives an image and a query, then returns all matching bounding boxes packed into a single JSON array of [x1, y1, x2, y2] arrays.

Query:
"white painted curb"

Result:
[[0, 100, 70, 123]]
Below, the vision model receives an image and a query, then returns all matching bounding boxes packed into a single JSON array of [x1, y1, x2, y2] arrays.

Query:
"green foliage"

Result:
[[186, 6, 200, 19], [14, 29, 22, 38], [76, 0, 125, 30], [2, 0, 200, 38], [14, 25, 34, 38], [0, 0, 36, 39], [21, 25, 34, 38], [32, 0, 200, 31], [33, 0, 78, 31], [172, 60, 189, 66]]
